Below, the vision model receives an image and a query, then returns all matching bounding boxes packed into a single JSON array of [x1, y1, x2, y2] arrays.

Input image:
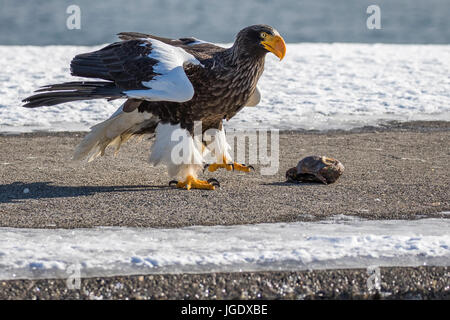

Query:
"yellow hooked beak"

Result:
[[261, 34, 286, 61]]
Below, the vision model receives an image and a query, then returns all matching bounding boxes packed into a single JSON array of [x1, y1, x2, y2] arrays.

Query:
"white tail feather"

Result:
[[73, 104, 158, 162]]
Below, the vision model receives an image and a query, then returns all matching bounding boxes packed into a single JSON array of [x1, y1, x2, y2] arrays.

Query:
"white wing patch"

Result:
[[123, 39, 201, 103], [245, 86, 261, 107]]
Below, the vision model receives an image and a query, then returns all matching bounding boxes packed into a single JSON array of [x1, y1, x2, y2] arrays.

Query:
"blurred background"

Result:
[[0, 0, 449, 45]]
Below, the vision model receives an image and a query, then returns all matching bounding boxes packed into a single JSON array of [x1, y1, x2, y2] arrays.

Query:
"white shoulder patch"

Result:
[[124, 39, 201, 103], [245, 86, 261, 107]]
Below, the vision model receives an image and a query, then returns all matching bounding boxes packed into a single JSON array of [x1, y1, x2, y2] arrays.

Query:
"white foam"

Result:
[[1, 43, 449, 133], [0, 217, 448, 280]]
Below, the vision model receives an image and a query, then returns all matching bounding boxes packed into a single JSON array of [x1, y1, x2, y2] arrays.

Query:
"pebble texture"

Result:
[[0, 121, 449, 299], [0, 121, 449, 228], [0, 267, 448, 300]]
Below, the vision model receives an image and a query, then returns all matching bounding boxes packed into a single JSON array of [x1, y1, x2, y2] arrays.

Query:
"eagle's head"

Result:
[[234, 24, 286, 61]]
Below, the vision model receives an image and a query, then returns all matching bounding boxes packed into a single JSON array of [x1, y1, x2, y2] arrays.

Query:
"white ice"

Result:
[[1, 43, 449, 133], [0, 216, 448, 280]]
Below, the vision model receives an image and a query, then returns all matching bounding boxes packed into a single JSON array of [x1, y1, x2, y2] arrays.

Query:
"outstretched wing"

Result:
[[116, 33, 264, 107], [70, 38, 203, 103]]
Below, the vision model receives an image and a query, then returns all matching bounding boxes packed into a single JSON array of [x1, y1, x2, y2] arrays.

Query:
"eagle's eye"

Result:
[[260, 32, 268, 39]]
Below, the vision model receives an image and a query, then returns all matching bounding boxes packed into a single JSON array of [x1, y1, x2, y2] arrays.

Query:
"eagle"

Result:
[[22, 25, 286, 190]]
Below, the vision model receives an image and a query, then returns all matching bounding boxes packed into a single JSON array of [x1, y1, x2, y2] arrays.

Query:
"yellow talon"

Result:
[[207, 155, 233, 172], [207, 163, 233, 172], [175, 175, 215, 190], [207, 156, 253, 173], [232, 163, 252, 172]]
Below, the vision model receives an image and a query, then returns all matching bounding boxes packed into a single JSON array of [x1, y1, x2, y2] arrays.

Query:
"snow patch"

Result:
[[0, 218, 449, 280], [0, 43, 449, 133]]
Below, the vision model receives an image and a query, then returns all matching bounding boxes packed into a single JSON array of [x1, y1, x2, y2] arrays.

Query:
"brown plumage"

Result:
[[23, 25, 285, 134], [21, 25, 286, 190]]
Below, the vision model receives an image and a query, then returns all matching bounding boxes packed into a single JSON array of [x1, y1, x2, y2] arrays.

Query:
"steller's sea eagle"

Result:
[[22, 25, 286, 190]]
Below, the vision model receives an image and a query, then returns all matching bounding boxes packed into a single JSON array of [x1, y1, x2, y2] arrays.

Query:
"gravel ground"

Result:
[[1, 266, 448, 300], [0, 121, 449, 228], [0, 121, 449, 300]]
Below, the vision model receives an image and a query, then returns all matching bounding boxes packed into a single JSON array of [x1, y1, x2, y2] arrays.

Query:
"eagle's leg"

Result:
[[149, 123, 219, 190], [203, 126, 253, 173]]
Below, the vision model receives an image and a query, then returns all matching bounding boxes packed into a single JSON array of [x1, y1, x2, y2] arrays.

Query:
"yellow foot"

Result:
[[206, 156, 253, 173], [207, 162, 234, 172], [231, 162, 253, 173], [169, 176, 219, 190]]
